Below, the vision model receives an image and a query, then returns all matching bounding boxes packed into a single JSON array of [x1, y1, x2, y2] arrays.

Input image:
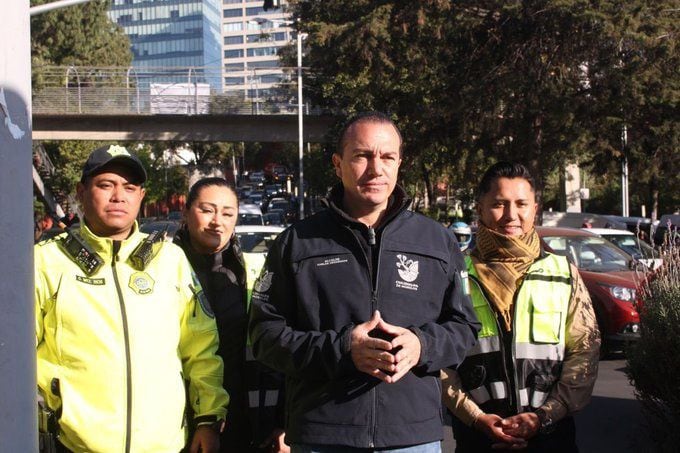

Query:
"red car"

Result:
[[537, 226, 644, 356]]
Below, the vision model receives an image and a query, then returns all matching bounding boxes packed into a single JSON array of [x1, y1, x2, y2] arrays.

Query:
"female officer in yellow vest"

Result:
[[442, 162, 600, 452], [174, 177, 288, 452]]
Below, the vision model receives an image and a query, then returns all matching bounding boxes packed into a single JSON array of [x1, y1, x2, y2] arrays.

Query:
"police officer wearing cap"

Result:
[[35, 145, 229, 453]]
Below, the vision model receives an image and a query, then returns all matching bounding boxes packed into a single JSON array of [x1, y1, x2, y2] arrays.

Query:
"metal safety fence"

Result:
[[32, 66, 323, 115]]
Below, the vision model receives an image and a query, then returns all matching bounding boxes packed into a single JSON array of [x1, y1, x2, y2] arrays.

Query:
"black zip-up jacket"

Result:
[[249, 184, 480, 448], [175, 229, 284, 451]]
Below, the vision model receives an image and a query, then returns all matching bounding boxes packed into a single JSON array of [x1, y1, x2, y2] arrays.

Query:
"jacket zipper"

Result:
[[369, 224, 387, 448], [111, 242, 132, 453]]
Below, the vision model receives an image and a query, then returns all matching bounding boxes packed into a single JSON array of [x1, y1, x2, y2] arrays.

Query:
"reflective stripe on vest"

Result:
[[518, 387, 550, 409], [469, 381, 508, 405], [248, 390, 279, 408], [468, 335, 501, 356], [462, 254, 571, 411]]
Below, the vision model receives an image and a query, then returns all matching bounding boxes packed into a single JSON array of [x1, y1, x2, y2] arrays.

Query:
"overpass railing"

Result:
[[32, 66, 326, 116]]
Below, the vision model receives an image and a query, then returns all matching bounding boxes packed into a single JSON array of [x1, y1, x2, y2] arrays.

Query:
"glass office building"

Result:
[[221, 1, 295, 100], [109, 0, 223, 90]]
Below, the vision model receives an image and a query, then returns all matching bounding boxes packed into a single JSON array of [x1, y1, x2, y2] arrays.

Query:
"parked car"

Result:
[[654, 214, 680, 246], [139, 220, 181, 242], [263, 210, 287, 227], [235, 225, 284, 255], [249, 171, 265, 187], [585, 228, 662, 270], [235, 225, 285, 296], [38, 226, 66, 242], [248, 192, 265, 208], [537, 226, 645, 356], [238, 203, 264, 226]]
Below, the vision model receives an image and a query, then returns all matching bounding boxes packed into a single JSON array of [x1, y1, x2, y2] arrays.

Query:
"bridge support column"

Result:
[[0, 0, 37, 450]]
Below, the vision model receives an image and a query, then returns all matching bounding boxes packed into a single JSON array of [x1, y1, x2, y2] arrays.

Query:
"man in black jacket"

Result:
[[249, 112, 480, 452]]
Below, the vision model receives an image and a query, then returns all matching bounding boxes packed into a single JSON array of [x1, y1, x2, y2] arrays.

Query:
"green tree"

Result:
[[31, 0, 134, 215], [287, 0, 679, 214], [31, 0, 132, 69], [581, 3, 680, 218]]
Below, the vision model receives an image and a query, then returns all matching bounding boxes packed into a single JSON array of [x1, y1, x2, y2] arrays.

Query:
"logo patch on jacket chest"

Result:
[[129, 272, 155, 295], [395, 254, 419, 291]]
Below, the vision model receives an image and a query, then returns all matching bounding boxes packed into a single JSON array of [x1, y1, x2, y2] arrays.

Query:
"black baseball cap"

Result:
[[81, 145, 147, 184]]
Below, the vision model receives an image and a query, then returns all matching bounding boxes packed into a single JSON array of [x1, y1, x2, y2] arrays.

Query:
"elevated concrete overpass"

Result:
[[33, 113, 338, 142]]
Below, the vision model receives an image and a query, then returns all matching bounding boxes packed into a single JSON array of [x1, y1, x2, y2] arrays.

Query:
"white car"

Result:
[[239, 203, 264, 226], [235, 225, 284, 255], [235, 225, 285, 289], [584, 228, 663, 270]]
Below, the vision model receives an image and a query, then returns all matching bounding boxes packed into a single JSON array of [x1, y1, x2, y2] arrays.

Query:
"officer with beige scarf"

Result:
[[442, 161, 600, 452]]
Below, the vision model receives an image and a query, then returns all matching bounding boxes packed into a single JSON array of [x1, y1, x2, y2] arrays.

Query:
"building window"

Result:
[[260, 74, 283, 84], [223, 0, 242, 3], [247, 32, 286, 43], [225, 77, 245, 85], [223, 8, 242, 18], [246, 6, 278, 16], [248, 60, 279, 69], [224, 49, 244, 59], [117, 14, 133, 24], [170, 10, 179, 18], [223, 22, 243, 32], [247, 46, 279, 57], [224, 35, 244, 45], [225, 62, 245, 71]]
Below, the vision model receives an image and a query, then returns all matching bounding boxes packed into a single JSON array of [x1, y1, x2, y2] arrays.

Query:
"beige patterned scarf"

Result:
[[471, 224, 541, 331]]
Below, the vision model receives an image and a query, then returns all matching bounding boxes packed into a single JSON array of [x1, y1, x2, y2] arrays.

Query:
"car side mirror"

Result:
[[628, 258, 649, 273]]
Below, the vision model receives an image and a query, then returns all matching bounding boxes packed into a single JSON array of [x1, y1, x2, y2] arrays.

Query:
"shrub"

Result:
[[626, 231, 680, 452]]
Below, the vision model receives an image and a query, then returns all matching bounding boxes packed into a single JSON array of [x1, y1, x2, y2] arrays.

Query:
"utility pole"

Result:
[[0, 0, 37, 450]]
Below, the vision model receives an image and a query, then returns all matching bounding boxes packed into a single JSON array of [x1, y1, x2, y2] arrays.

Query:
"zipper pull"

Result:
[[367, 226, 376, 246]]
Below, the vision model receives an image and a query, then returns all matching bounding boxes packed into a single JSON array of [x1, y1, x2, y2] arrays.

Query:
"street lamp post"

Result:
[[296, 23, 305, 220], [249, 17, 305, 219]]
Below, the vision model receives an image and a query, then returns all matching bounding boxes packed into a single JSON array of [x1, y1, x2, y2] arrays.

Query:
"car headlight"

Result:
[[599, 284, 636, 302]]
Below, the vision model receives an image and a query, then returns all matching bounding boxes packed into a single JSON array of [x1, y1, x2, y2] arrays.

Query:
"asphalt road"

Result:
[[441, 354, 653, 452]]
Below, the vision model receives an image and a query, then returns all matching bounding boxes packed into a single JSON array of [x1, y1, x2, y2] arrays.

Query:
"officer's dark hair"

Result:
[[186, 177, 237, 209], [476, 161, 539, 202], [336, 111, 403, 157]]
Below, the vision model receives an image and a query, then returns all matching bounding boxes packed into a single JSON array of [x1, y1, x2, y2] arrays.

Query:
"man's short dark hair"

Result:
[[336, 111, 403, 156], [476, 161, 538, 201]]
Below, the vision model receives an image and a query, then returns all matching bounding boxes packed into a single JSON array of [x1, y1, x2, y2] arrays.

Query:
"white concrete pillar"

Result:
[[0, 0, 38, 450]]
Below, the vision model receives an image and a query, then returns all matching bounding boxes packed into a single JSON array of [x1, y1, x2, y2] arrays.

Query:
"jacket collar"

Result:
[[174, 226, 245, 272], [78, 221, 144, 264], [324, 183, 411, 229]]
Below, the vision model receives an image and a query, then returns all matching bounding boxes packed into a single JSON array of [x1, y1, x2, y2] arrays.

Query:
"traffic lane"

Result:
[[575, 356, 653, 452], [442, 356, 653, 452]]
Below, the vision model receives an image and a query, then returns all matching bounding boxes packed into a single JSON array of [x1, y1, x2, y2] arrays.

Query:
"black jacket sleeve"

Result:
[[410, 241, 480, 372], [248, 231, 355, 381]]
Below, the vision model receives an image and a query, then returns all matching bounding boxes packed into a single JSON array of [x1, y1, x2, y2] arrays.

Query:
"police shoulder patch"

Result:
[[254, 271, 274, 293], [190, 272, 214, 318]]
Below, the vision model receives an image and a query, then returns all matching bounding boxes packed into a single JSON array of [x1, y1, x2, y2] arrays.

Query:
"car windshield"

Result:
[[139, 221, 180, 240], [239, 213, 263, 225], [236, 232, 280, 253], [605, 234, 657, 259], [542, 235, 632, 272]]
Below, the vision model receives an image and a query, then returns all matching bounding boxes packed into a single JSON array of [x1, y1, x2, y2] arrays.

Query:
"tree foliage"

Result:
[[287, 0, 679, 215], [30, 0, 132, 69], [31, 0, 134, 214]]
